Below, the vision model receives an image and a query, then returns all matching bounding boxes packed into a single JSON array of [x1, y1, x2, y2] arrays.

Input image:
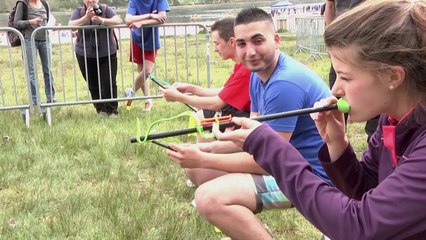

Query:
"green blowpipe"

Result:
[[130, 98, 350, 142]]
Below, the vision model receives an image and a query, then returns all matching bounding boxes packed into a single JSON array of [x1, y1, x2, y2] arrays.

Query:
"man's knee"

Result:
[[194, 184, 222, 218], [195, 174, 258, 216]]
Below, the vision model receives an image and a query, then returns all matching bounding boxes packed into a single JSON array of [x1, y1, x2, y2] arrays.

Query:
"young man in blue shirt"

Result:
[[166, 8, 331, 239]]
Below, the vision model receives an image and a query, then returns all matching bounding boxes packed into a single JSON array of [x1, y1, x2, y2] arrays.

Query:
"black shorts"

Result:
[[203, 104, 250, 118]]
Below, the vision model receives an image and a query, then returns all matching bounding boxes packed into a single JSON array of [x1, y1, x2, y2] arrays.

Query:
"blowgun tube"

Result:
[[130, 99, 350, 143]]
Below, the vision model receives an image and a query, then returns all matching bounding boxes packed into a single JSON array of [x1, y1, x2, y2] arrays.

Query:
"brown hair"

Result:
[[235, 8, 273, 27], [324, 0, 426, 123], [211, 17, 235, 42]]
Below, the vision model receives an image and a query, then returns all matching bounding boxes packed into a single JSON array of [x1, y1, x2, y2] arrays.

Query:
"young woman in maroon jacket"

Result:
[[210, 0, 426, 239]]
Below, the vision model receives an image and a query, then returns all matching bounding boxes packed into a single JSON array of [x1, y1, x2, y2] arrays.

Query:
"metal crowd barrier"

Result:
[[295, 16, 326, 62], [0, 27, 32, 127], [273, 15, 297, 33], [14, 23, 211, 126]]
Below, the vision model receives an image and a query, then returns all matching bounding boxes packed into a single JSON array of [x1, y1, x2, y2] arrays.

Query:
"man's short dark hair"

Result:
[[235, 8, 273, 26], [211, 17, 235, 41]]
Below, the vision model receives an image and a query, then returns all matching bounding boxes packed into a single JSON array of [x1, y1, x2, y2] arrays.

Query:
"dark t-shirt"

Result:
[[334, 0, 363, 17], [70, 5, 118, 58]]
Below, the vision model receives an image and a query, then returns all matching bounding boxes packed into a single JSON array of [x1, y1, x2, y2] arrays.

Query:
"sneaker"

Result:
[[98, 111, 108, 117], [125, 88, 135, 107], [109, 113, 118, 118], [186, 179, 196, 188], [125, 88, 135, 97], [142, 100, 154, 112], [190, 199, 197, 208]]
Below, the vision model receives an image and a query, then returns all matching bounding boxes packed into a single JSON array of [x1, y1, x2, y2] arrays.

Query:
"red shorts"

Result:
[[129, 41, 158, 64]]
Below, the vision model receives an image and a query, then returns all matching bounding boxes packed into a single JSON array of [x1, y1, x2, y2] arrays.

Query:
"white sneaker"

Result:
[[186, 179, 196, 188], [190, 199, 197, 208], [125, 88, 135, 108], [125, 88, 135, 97]]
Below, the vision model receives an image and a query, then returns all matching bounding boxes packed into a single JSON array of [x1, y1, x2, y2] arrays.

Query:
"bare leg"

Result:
[[195, 173, 273, 240], [130, 60, 155, 110], [134, 60, 155, 95], [186, 168, 227, 186]]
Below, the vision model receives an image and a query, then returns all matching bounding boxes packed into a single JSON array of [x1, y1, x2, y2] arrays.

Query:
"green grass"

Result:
[[0, 32, 368, 239]]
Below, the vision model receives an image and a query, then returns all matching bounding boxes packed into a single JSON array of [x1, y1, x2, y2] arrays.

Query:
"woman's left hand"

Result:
[[91, 16, 103, 25]]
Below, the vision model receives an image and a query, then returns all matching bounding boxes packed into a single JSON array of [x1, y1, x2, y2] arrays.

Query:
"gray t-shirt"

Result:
[[13, 0, 49, 40], [70, 5, 118, 58]]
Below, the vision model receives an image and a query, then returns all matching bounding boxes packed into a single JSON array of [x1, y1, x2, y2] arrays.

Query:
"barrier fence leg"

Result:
[[21, 109, 30, 128], [42, 107, 52, 126]]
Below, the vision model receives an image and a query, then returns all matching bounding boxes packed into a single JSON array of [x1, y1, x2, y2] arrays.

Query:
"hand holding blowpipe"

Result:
[[130, 99, 350, 143], [149, 75, 197, 112]]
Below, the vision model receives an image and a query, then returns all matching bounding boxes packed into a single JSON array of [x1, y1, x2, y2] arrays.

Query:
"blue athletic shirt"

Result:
[[127, 0, 170, 51], [250, 52, 332, 184]]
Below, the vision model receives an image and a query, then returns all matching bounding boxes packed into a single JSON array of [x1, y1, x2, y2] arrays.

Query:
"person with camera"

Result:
[[69, 0, 122, 117]]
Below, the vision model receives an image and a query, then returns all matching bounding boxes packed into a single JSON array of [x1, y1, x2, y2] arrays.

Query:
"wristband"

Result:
[[100, 19, 104, 25]]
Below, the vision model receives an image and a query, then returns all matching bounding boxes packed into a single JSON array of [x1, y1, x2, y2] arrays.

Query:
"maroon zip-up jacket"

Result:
[[244, 112, 426, 239]]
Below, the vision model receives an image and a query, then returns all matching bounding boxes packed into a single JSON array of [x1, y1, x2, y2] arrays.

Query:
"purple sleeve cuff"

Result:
[[243, 124, 271, 154]]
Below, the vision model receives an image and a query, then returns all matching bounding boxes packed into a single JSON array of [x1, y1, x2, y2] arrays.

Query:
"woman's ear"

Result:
[[389, 65, 406, 89]]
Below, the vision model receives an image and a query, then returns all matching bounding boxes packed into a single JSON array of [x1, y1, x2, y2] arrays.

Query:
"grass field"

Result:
[[0, 32, 368, 239]]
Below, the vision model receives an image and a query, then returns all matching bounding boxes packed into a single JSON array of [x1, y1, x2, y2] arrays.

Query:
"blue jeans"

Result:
[[25, 39, 56, 103]]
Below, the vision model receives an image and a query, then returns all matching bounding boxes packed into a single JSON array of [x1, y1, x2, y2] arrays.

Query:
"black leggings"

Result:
[[77, 53, 118, 114]]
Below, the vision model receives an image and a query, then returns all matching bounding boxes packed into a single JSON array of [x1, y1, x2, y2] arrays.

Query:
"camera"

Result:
[[91, 4, 103, 16]]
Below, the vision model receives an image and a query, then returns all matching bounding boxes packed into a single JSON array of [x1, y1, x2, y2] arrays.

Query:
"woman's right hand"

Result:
[[311, 97, 349, 161], [85, 7, 95, 20], [212, 117, 262, 150], [30, 17, 43, 25]]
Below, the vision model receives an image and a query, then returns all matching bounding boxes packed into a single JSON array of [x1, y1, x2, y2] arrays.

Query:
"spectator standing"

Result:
[[13, 0, 56, 104], [125, 0, 170, 112], [69, 0, 122, 116]]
